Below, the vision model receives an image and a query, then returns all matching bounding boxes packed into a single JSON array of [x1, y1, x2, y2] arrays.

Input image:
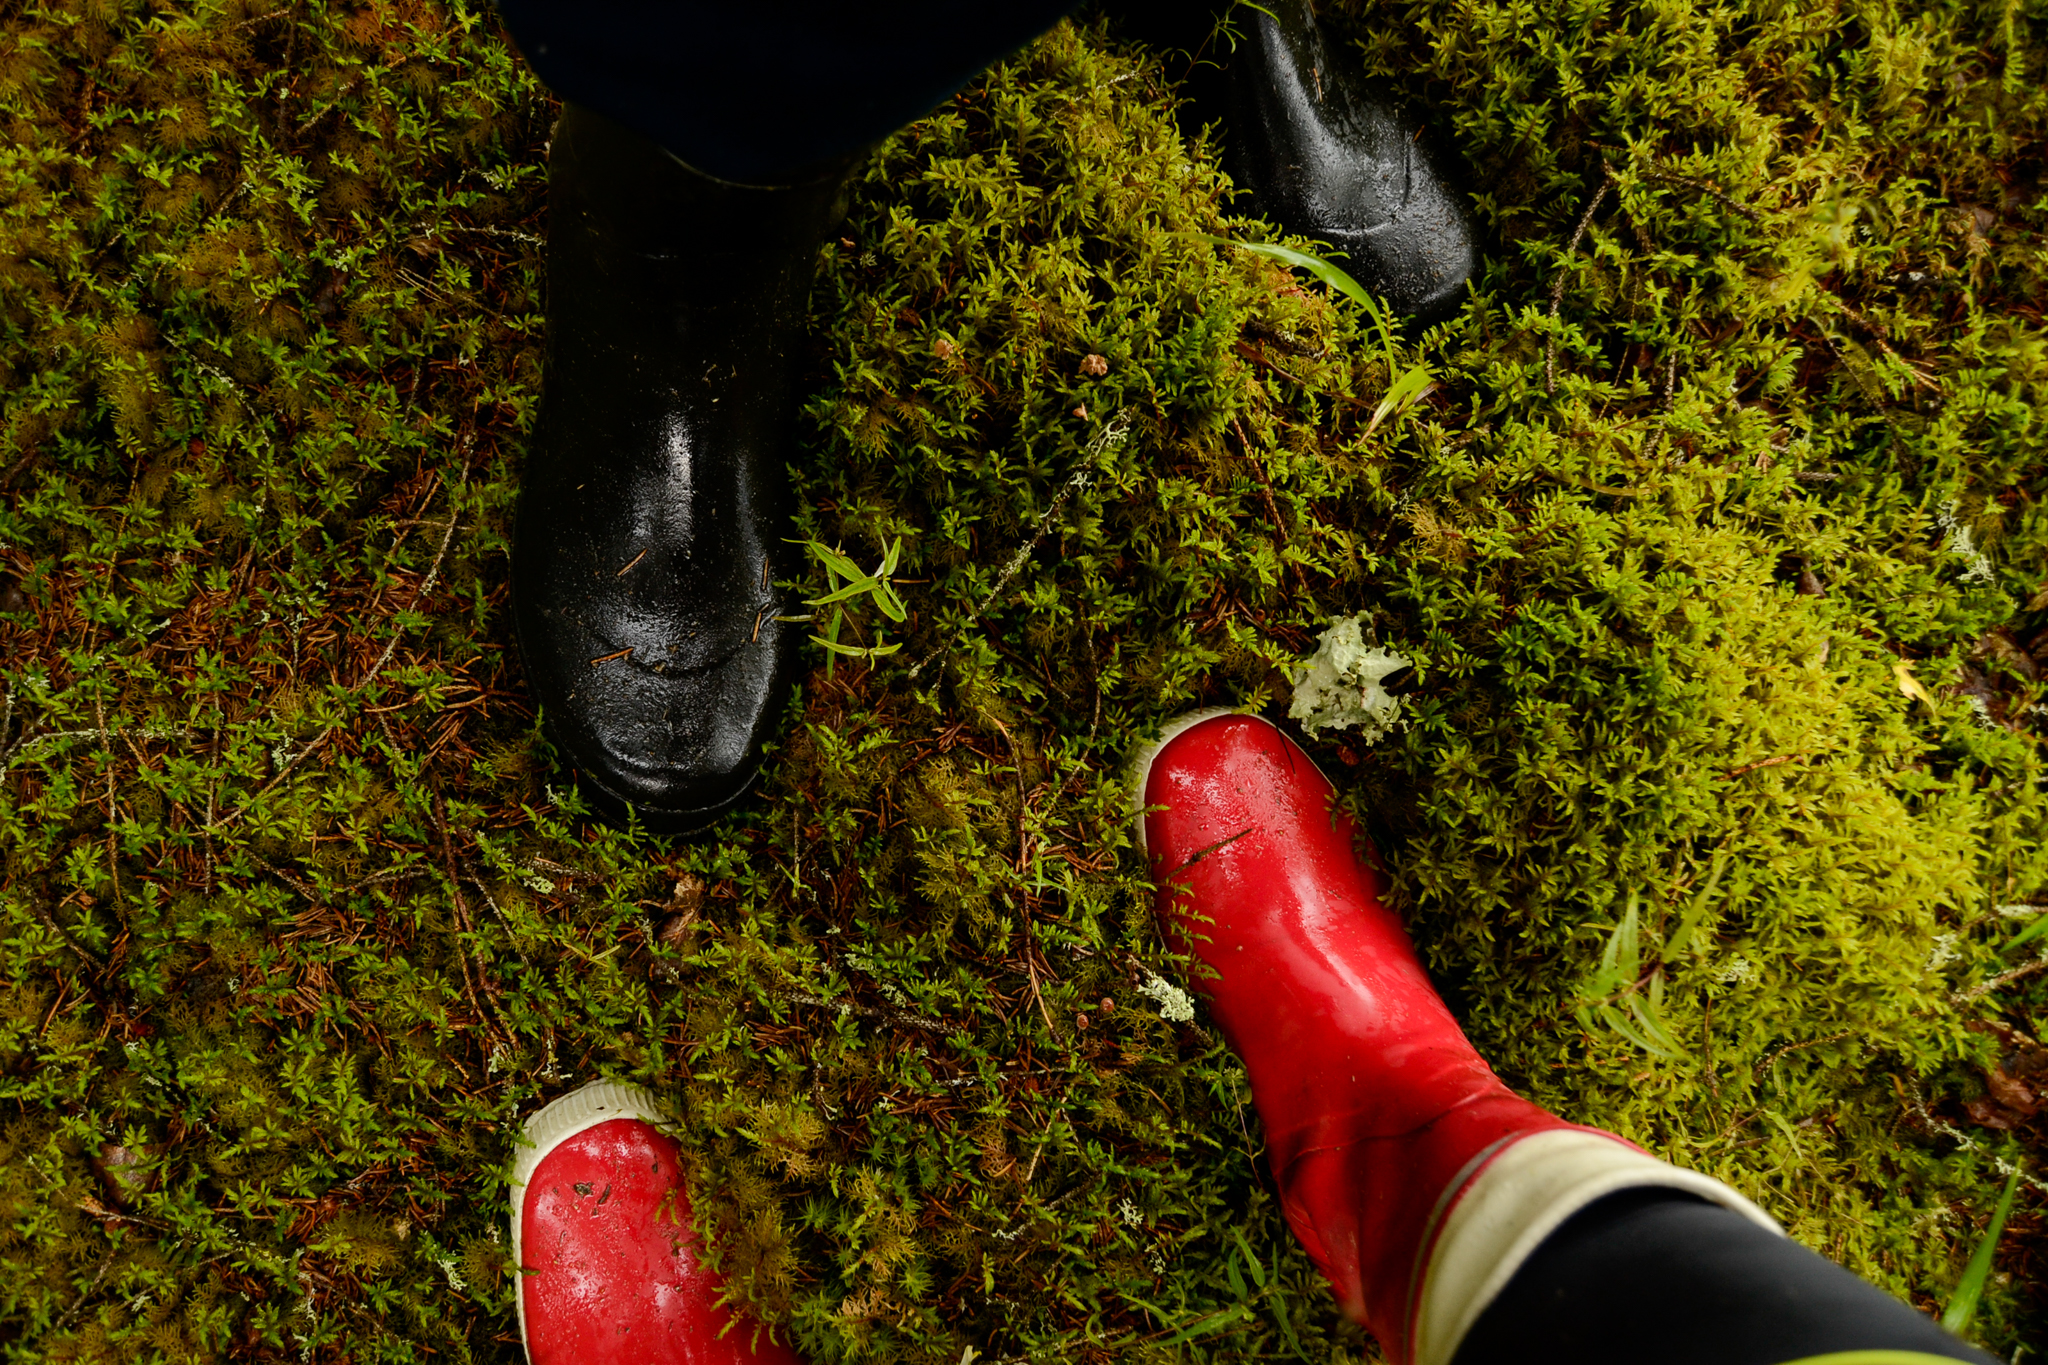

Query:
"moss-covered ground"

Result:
[[3, 0, 2047, 1360]]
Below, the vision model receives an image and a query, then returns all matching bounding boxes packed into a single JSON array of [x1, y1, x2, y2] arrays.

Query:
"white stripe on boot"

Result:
[[1410, 1129, 1782, 1365]]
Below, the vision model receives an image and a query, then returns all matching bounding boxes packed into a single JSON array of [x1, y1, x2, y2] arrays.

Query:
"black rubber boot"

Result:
[[512, 103, 850, 833], [1119, 0, 1479, 322]]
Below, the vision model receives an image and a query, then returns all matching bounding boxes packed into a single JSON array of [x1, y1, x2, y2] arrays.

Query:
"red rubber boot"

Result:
[[512, 1081, 804, 1365], [1134, 712, 1775, 1365]]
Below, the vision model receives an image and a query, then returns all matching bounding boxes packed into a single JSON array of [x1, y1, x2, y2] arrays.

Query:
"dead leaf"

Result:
[[1987, 1065, 2040, 1116], [1965, 1096, 2023, 1130], [1894, 659, 1938, 711], [1973, 627, 2039, 680]]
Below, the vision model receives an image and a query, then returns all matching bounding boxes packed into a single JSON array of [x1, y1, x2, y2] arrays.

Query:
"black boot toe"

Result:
[[1224, 0, 1478, 322], [517, 536, 795, 831], [543, 649, 789, 831], [1122, 0, 1480, 321], [513, 104, 847, 833]]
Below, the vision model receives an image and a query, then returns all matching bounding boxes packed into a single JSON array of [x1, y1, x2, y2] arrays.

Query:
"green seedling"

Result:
[[1577, 855, 1739, 1058], [2006, 909, 2048, 954], [1576, 890, 1684, 1057], [1662, 851, 1730, 963], [1123, 1297, 1251, 1349], [1226, 1225, 1311, 1359], [783, 538, 909, 677]]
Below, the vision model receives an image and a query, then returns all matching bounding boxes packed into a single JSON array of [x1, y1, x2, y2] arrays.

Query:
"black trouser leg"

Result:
[[493, 0, 1084, 184], [1451, 1190, 1998, 1365]]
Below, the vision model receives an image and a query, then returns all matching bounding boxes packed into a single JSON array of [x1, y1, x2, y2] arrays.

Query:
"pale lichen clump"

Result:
[[1288, 615, 1412, 740], [1936, 498, 1996, 584], [1137, 971, 1195, 1023]]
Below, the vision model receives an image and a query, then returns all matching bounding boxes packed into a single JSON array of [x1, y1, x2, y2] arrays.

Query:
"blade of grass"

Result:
[[1625, 992, 1684, 1055], [808, 541, 866, 581], [815, 636, 901, 658], [1153, 1304, 1251, 1347], [1192, 233, 1392, 332], [1228, 1226, 1266, 1290], [805, 577, 885, 608], [1596, 1002, 1676, 1056], [1941, 1167, 2022, 1334], [2006, 912, 2048, 953], [1365, 364, 1438, 436], [1664, 849, 1732, 962]]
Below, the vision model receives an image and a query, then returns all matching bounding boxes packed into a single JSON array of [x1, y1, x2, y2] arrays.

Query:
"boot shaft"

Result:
[[545, 102, 852, 377]]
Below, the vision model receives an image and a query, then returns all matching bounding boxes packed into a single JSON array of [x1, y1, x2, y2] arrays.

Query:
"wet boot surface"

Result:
[[512, 105, 848, 831]]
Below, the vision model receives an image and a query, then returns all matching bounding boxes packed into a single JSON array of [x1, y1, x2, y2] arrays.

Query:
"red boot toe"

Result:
[[512, 1082, 803, 1365]]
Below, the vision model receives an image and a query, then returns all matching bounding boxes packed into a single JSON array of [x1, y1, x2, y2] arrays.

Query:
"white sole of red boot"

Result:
[[509, 1080, 677, 1350], [1129, 707, 1255, 856]]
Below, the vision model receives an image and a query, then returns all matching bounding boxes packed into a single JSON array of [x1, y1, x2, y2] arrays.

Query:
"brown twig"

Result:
[[53, 1250, 117, 1331], [1020, 943, 1058, 1037], [30, 901, 114, 1013], [1823, 290, 1942, 393], [780, 990, 947, 1036], [459, 872, 534, 970], [990, 717, 1031, 868], [1646, 350, 1681, 460], [1634, 167, 1763, 224], [1902, 1079, 2048, 1196], [1953, 953, 2048, 1004], [0, 444, 45, 490], [1752, 1028, 1858, 1082], [1546, 160, 1616, 396], [435, 793, 505, 1051], [1702, 997, 1720, 1099], [906, 410, 1130, 681]]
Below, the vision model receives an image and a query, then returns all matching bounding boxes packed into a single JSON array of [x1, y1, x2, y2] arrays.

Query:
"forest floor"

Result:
[[2, 0, 2047, 1361]]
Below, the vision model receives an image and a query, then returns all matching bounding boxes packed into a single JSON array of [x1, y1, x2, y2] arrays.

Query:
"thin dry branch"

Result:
[[435, 792, 508, 1050], [907, 410, 1130, 681], [1546, 160, 1616, 396]]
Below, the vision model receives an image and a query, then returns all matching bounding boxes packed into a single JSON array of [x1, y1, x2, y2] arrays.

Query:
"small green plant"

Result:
[[1197, 235, 1437, 433], [2007, 909, 2048, 954], [1574, 890, 1680, 1056], [1222, 1225, 1311, 1358], [1574, 856, 1733, 1057], [784, 538, 908, 676]]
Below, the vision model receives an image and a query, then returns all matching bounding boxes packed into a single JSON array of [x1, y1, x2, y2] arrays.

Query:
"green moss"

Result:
[[0, 0, 2045, 1360]]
